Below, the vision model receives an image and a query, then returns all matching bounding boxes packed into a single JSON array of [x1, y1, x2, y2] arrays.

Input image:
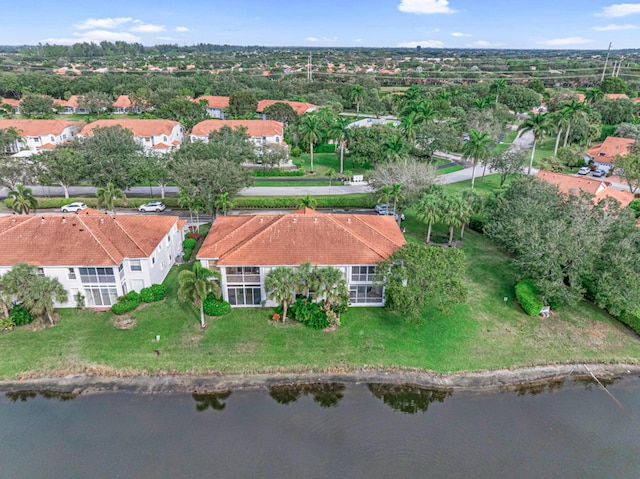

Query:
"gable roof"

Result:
[[256, 99, 318, 116], [113, 95, 134, 108], [1, 97, 21, 107], [586, 136, 635, 164], [605, 93, 629, 100], [197, 208, 406, 266], [191, 119, 283, 139], [53, 95, 81, 108], [0, 119, 78, 137], [536, 170, 634, 208], [80, 119, 180, 137], [0, 209, 178, 267], [194, 95, 230, 108]]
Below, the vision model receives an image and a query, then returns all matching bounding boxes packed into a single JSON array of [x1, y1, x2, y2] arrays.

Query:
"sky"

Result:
[[2, 0, 640, 50]]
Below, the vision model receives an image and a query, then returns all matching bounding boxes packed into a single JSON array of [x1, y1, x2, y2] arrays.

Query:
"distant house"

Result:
[[112, 95, 142, 114], [190, 119, 285, 147], [604, 93, 629, 101], [197, 208, 406, 307], [54, 95, 89, 115], [586, 136, 635, 171], [193, 95, 229, 119], [79, 119, 184, 154], [536, 170, 634, 208], [0, 97, 21, 114], [256, 100, 318, 119], [0, 119, 80, 154], [0, 209, 184, 308]]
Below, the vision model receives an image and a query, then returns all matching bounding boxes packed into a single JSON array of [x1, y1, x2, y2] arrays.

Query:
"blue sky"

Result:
[[4, 0, 640, 49]]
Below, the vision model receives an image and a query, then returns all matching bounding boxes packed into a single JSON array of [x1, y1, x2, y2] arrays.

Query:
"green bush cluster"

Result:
[[287, 297, 330, 330], [183, 237, 197, 261], [0, 316, 15, 331], [139, 284, 167, 303], [233, 194, 374, 209], [469, 214, 487, 233], [619, 310, 640, 335], [315, 144, 336, 153], [111, 290, 141, 315], [10, 304, 33, 326], [290, 146, 302, 157], [515, 279, 544, 316], [202, 293, 231, 316], [254, 169, 304, 177], [628, 200, 640, 219]]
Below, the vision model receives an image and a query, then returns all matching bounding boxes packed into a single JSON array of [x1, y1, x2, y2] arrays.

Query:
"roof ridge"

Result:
[[325, 214, 395, 260], [0, 215, 34, 239], [75, 214, 120, 264], [107, 216, 158, 256]]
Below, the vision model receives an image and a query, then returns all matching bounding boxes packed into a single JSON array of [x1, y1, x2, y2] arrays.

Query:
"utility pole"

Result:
[[610, 61, 617, 77], [601, 42, 612, 82], [307, 52, 312, 82]]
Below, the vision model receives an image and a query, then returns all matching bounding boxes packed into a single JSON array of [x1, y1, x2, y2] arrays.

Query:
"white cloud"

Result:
[[176, 26, 189, 32], [130, 23, 166, 33], [537, 36, 592, 46], [158, 36, 177, 41], [397, 40, 445, 48], [451, 32, 471, 37], [598, 3, 640, 17], [322, 36, 338, 42], [466, 40, 503, 47], [593, 23, 637, 30], [74, 17, 133, 30], [43, 30, 142, 44], [307, 37, 319, 42], [398, 0, 456, 14]]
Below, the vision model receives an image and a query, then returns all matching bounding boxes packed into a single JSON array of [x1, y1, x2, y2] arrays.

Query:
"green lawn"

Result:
[[2, 207, 639, 380], [252, 181, 332, 187], [437, 164, 464, 175], [295, 152, 373, 176]]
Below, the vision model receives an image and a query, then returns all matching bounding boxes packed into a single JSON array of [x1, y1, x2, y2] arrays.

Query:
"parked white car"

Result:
[[138, 201, 166, 212], [577, 167, 591, 175], [61, 202, 87, 213]]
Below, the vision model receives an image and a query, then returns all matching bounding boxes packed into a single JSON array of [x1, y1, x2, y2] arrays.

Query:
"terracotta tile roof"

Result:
[[605, 93, 629, 100], [39, 143, 56, 149], [80, 119, 180, 137], [256, 99, 319, 116], [586, 136, 635, 164], [151, 143, 170, 149], [177, 219, 187, 230], [1, 97, 21, 107], [171, 140, 180, 146], [113, 95, 134, 108], [194, 96, 230, 108], [536, 171, 634, 207], [632, 97, 640, 103], [191, 120, 283, 139], [0, 209, 179, 267], [0, 119, 77, 137], [197, 208, 406, 266], [53, 95, 80, 108]]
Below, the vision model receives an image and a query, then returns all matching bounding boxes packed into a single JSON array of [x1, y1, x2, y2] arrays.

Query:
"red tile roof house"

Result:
[[586, 136, 635, 172], [196, 208, 406, 307], [193, 96, 230, 119], [256, 100, 318, 119], [112, 95, 142, 114], [0, 209, 184, 308], [53, 95, 89, 114], [0, 119, 80, 154], [536, 170, 634, 208], [190, 119, 285, 147], [1, 97, 22, 114], [80, 119, 184, 154]]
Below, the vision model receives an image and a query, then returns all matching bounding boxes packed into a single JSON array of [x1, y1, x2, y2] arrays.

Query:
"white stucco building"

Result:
[[190, 119, 285, 147], [79, 119, 184, 154], [0, 119, 80, 154], [193, 96, 229, 119]]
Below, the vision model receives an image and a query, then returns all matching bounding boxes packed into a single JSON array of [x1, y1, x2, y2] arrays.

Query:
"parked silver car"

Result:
[[138, 202, 166, 212], [61, 202, 87, 213], [577, 167, 591, 175]]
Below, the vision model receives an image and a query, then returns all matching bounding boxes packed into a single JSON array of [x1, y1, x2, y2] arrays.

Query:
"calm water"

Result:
[[2, 378, 640, 479]]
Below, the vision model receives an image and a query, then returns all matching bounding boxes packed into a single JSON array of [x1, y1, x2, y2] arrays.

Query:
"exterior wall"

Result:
[[190, 132, 281, 146], [206, 107, 225, 119], [135, 123, 184, 154], [18, 125, 79, 152]]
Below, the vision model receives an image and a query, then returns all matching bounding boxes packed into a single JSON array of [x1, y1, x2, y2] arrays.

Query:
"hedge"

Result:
[[233, 194, 375, 209], [183, 238, 197, 250], [515, 279, 544, 316], [619, 310, 640, 335], [315, 144, 336, 153], [183, 247, 193, 261], [111, 290, 142, 315], [203, 293, 231, 316], [140, 284, 167, 303], [4, 197, 182, 210], [254, 169, 305, 177]]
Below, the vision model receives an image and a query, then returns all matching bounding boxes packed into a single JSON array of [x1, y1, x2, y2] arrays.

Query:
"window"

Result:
[[167, 235, 171, 243], [68, 268, 76, 280], [351, 266, 377, 282], [130, 259, 142, 272], [226, 267, 260, 284], [350, 285, 383, 304], [228, 287, 262, 306], [85, 286, 118, 306], [118, 263, 124, 279], [152, 256, 156, 265], [79, 267, 116, 284], [37, 267, 45, 277], [160, 260, 165, 270]]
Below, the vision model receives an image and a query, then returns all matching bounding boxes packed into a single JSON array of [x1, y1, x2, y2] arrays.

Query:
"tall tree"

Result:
[[416, 193, 441, 243], [299, 114, 321, 173], [133, 154, 171, 199], [314, 266, 348, 316], [350, 85, 366, 116], [264, 267, 296, 322], [296, 194, 317, 210], [490, 79, 506, 104], [95, 182, 126, 213], [561, 100, 585, 147], [77, 91, 112, 114], [0, 156, 35, 189], [518, 113, 549, 175], [20, 94, 55, 117], [461, 129, 492, 190], [381, 136, 408, 162], [178, 262, 221, 328], [8, 185, 37, 214], [32, 148, 87, 199], [328, 116, 352, 174], [23, 275, 68, 325], [613, 152, 640, 194], [585, 88, 604, 105], [263, 102, 299, 125], [550, 109, 571, 158], [214, 192, 234, 216], [228, 90, 258, 118], [155, 98, 209, 131], [488, 149, 527, 186]]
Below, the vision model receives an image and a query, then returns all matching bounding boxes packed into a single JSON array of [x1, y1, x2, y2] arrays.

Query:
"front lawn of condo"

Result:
[[1, 213, 638, 381]]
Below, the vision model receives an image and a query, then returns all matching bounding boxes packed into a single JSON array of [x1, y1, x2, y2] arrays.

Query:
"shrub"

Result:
[[10, 304, 33, 326], [515, 279, 544, 316], [253, 169, 305, 177], [469, 214, 487, 233], [0, 316, 16, 331], [111, 290, 142, 315], [291, 146, 302, 157], [629, 200, 640, 218], [289, 297, 329, 329], [183, 247, 193, 261], [140, 284, 167, 303], [203, 293, 231, 316], [232, 194, 374, 209], [315, 143, 336, 153], [123, 290, 142, 303], [183, 238, 197, 250], [619, 310, 640, 335], [4, 196, 183, 210]]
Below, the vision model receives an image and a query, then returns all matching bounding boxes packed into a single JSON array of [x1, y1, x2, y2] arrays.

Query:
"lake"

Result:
[[1, 378, 640, 478]]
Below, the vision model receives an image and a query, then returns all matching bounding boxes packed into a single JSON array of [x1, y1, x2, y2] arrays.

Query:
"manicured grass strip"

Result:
[[437, 165, 464, 175], [233, 194, 374, 208]]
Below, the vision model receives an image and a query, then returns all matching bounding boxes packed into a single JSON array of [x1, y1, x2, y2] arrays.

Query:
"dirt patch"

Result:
[[112, 316, 137, 330]]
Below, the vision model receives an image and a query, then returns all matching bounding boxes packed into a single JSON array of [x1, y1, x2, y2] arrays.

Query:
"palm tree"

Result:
[[326, 168, 337, 186], [518, 113, 550, 174], [561, 100, 585, 147], [551, 109, 571, 158], [265, 267, 296, 322], [350, 85, 366, 116], [314, 266, 348, 315], [214, 192, 233, 216], [96, 182, 126, 214], [400, 112, 419, 142], [23, 275, 68, 325], [455, 195, 472, 239], [414, 100, 436, 125], [416, 193, 440, 243], [299, 114, 321, 173], [440, 195, 464, 246], [297, 194, 317, 210], [378, 185, 391, 212], [178, 262, 221, 328], [585, 88, 604, 105], [328, 117, 352, 174], [390, 183, 403, 217], [381, 136, 407, 162], [8, 185, 37, 214], [490, 79, 506, 104], [0, 274, 11, 319], [461, 130, 492, 190]]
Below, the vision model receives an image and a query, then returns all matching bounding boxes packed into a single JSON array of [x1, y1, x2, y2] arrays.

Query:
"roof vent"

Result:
[[347, 218, 351, 223], [41, 217, 45, 223], [62, 217, 66, 223], [569, 188, 579, 194], [100, 218, 104, 223], [292, 218, 297, 223], [79, 228, 84, 232], [314, 217, 318, 223]]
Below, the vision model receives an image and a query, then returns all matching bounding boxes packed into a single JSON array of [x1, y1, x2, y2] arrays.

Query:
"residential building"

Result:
[[0, 209, 185, 308], [536, 170, 634, 208], [0, 97, 21, 114], [54, 95, 89, 114], [0, 119, 80, 154], [112, 95, 142, 114], [586, 136, 635, 171], [197, 208, 406, 307], [256, 99, 318, 118], [80, 119, 184, 153], [190, 119, 284, 147], [193, 95, 229, 119], [605, 93, 629, 100]]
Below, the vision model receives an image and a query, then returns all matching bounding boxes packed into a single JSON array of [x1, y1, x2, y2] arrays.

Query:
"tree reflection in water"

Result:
[[192, 391, 232, 412], [367, 383, 452, 414], [269, 383, 346, 408], [5, 390, 78, 402]]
